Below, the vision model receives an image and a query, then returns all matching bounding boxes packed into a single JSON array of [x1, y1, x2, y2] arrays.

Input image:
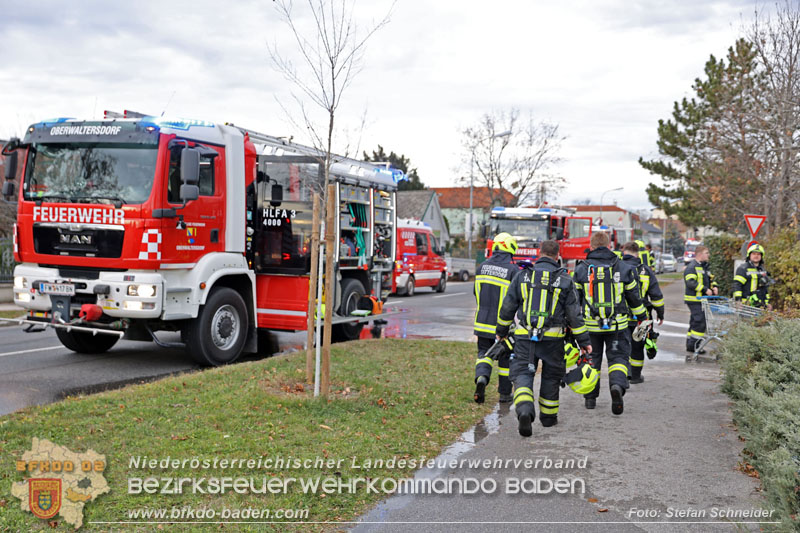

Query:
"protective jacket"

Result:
[[496, 256, 590, 346], [622, 254, 664, 320], [732, 261, 770, 306], [573, 247, 647, 332], [473, 251, 518, 338], [683, 259, 717, 302]]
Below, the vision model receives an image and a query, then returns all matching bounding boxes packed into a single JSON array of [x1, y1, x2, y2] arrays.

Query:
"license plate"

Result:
[[39, 283, 76, 296]]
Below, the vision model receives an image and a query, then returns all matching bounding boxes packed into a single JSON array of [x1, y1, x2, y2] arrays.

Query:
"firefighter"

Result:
[[684, 245, 717, 354], [495, 240, 591, 436], [732, 243, 771, 309], [621, 241, 664, 383], [573, 231, 647, 415], [473, 232, 519, 404]]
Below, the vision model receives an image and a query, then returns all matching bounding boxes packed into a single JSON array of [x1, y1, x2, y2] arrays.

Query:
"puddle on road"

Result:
[[353, 402, 510, 529]]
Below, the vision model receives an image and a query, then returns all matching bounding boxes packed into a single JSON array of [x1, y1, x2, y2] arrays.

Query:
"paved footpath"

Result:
[[354, 277, 770, 532]]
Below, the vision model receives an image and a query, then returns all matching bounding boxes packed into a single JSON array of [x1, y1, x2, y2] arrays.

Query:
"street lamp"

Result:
[[598, 187, 623, 227], [468, 129, 512, 259]]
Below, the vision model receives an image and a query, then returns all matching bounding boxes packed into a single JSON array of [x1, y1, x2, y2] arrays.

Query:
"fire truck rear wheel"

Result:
[[404, 276, 416, 297], [435, 274, 446, 293], [332, 278, 366, 342], [186, 287, 247, 366], [55, 329, 119, 354]]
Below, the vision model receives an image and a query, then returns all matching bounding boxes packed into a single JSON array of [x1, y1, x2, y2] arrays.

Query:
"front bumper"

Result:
[[13, 264, 164, 319]]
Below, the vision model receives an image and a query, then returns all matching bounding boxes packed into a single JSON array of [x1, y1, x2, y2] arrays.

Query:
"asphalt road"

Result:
[[353, 277, 768, 532], [0, 280, 476, 416]]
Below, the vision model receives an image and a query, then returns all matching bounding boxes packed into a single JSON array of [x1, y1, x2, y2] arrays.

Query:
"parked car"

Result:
[[446, 256, 476, 281], [656, 253, 677, 273], [392, 219, 447, 296]]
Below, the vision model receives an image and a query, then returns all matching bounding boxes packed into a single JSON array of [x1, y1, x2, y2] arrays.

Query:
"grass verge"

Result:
[[0, 310, 23, 320], [720, 319, 800, 532], [0, 339, 494, 532]]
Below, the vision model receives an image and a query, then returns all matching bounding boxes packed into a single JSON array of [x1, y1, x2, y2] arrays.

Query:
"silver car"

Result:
[[656, 253, 677, 273]]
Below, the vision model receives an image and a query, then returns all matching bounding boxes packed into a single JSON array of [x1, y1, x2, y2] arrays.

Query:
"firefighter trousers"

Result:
[[474, 336, 511, 395], [585, 330, 630, 400], [509, 337, 565, 427], [686, 302, 706, 351], [628, 324, 645, 379]]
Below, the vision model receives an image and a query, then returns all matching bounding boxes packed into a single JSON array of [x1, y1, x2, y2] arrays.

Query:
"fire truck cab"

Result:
[[485, 206, 592, 266], [3, 115, 400, 365]]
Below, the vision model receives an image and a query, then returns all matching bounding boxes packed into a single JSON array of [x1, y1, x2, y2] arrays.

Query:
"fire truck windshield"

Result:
[[23, 143, 158, 205], [491, 218, 549, 242]]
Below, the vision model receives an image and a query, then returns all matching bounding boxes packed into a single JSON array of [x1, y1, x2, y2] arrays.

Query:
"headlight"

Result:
[[127, 284, 157, 298], [15, 292, 31, 302], [14, 276, 26, 289]]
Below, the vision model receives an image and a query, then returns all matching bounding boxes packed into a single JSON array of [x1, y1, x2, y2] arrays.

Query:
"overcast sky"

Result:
[[0, 0, 760, 210]]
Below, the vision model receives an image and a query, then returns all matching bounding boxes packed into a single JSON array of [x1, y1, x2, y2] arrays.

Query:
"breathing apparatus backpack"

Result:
[[584, 258, 620, 330], [525, 268, 566, 341]]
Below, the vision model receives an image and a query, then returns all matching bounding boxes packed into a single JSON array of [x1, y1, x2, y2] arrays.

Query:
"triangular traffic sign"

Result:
[[744, 214, 766, 238]]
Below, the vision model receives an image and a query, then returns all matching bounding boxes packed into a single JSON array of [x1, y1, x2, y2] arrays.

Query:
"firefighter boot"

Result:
[[517, 403, 534, 437], [499, 393, 513, 403], [611, 384, 624, 415], [584, 397, 596, 409], [474, 376, 487, 404]]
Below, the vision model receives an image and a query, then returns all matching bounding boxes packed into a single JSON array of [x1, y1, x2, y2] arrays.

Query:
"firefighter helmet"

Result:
[[564, 343, 580, 367], [746, 243, 765, 261], [635, 239, 646, 251], [564, 363, 599, 395], [492, 233, 518, 255]]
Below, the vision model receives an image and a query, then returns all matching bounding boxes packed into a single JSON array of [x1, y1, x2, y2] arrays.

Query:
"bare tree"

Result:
[[746, 1, 800, 234], [461, 109, 565, 208], [269, 0, 393, 396]]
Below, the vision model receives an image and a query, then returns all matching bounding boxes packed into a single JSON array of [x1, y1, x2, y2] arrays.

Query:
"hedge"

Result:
[[704, 234, 743, 297], [720, 319, 800, 531], [764, 228, 800, 311]]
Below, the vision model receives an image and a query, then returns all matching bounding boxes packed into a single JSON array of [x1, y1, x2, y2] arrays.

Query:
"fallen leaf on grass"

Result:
[[319, 424, 333, 431], [170, 435, 189, 441]]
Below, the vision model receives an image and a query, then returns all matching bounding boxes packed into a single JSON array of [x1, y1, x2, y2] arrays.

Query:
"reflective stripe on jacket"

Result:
[[473, 251, 518, 337], [732, 261, 770, 304], [683, 259, 716, 302]]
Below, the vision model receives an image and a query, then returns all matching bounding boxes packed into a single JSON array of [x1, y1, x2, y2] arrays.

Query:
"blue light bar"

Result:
[[492, 207, 506, 212], [374, 167, 406, 183], [36, 117, 76, 125], [146, 116, 215, 131]]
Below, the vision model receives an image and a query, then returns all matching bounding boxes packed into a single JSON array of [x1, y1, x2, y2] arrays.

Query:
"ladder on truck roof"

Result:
[[235, 126, 391, 184]]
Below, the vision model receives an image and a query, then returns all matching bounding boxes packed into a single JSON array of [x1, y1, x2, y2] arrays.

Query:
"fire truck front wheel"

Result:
[[185, 287, 247, 366], [55, 329, 119, 354]]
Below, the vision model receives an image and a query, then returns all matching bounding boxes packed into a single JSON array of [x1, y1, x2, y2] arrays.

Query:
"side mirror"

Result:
[[2, 180, 15, 200], [4, 151, 18, 180], [180, 148, 200, 185], [480, 224, 489, 239], [180, 184, 199, 202], [270, 183, 283, 207]]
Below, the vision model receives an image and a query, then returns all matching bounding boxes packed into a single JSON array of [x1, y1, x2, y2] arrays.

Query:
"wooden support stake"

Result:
[[321, 183, 336, 397]]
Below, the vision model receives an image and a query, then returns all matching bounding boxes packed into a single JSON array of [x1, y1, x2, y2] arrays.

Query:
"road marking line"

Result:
[[661, 320, 690, 329], [0, 346, 63, 358], [432, 293, 461, 299]]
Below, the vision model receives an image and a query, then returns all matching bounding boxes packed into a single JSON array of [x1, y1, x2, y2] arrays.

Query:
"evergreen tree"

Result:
[[640, 39, 764, 231]]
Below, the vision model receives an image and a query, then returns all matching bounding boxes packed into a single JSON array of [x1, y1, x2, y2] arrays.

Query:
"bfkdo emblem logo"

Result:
[[29, 478, 62, 519]]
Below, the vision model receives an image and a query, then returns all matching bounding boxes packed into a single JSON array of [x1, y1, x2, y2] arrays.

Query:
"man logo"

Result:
[[29, 479, 61, 519], [59, 233, 92, 245]]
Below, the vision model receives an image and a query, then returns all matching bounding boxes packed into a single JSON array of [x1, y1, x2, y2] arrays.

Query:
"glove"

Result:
[[656, 308, 664, 322], [496, 325, 509, 339]]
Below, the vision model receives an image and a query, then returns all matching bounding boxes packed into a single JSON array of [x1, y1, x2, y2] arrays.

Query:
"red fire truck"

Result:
[[2, 115, 401, 365], [392, 219, 447, 296], [484, 206, 593, 267]]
